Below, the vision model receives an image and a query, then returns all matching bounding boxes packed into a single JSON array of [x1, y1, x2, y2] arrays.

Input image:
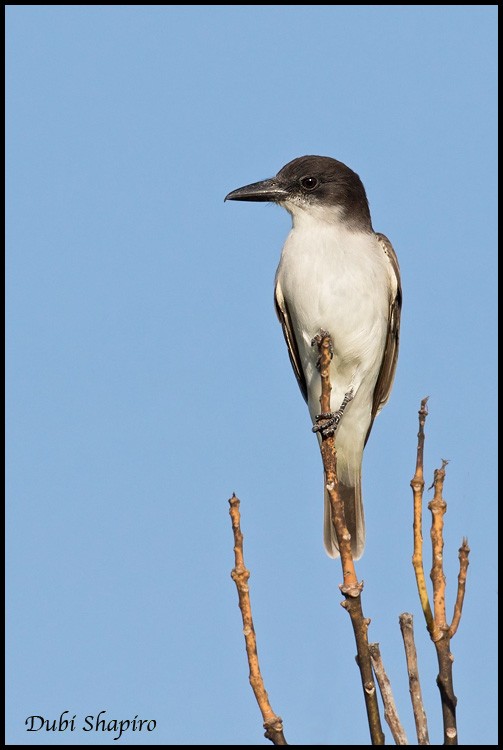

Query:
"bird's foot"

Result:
[[312, 389, 354, 437], [311, 329, 333, 370]]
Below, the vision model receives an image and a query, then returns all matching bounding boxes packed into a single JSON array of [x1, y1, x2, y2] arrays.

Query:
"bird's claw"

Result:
[[312, 390, 355, 438], [312, 411, 341, 437]]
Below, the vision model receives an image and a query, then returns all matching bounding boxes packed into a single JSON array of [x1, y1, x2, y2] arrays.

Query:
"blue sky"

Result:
[[6, 5, 497, 746]]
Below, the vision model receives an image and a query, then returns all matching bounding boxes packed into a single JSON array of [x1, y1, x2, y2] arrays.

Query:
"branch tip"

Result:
[[228, 494, 287, 744]]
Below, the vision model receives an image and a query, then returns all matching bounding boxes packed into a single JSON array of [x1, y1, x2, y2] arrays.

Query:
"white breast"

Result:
[[275, 207, 391, 418]]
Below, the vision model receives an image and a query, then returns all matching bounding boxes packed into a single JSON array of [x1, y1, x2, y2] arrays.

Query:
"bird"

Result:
[[225, 155, 401, 560]]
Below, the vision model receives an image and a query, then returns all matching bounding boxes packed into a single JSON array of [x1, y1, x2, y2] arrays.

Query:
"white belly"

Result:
[[276, 222, 390, 429]]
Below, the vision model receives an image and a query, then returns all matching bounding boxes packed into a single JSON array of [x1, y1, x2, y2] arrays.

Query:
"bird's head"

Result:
[[225, 155, 372, 231]]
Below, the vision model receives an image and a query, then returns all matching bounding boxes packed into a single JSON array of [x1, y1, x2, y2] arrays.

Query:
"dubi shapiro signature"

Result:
[[25, 710, 156, 741]]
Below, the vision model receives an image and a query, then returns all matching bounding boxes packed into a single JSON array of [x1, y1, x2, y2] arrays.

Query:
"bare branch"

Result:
[[434, 638, 458, 745], [449, 538, 470, 638], [228, 494, 288, 745], [369, 643, 408, 745], [410, 398, 436, 638], [314, 332, 385, 745], [409, 401, 469, 746], [426, 462, 459, 745], [399, 613, 430, 745], [428, 460, 449, 634]]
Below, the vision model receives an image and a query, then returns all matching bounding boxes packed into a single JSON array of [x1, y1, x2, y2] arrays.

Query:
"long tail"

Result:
[[323, 475, 365, 560]]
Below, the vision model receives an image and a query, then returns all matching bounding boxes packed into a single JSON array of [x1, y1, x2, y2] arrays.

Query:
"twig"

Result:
[[369, 643, 408, 745], [428, 460, 449, 633], [399, 613, 429, 745], [228, 494, 288, 745], [315, 333, 385, 745], [410, 398, 436, 638], [409, 400, 470, 746], [427, 463, 458, 745], [449, 539, 470, 638]]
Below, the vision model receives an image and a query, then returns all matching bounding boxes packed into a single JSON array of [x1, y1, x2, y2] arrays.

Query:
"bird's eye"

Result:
[[300, 176, 319, 191]]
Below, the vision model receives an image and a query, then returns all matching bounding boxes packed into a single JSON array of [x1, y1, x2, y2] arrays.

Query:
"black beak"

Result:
[[225, 177, 289, 202]]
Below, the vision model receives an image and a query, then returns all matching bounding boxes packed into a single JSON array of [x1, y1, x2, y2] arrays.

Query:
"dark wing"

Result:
[[274, 280, 308, 402], [365, 232, 402, 445]]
